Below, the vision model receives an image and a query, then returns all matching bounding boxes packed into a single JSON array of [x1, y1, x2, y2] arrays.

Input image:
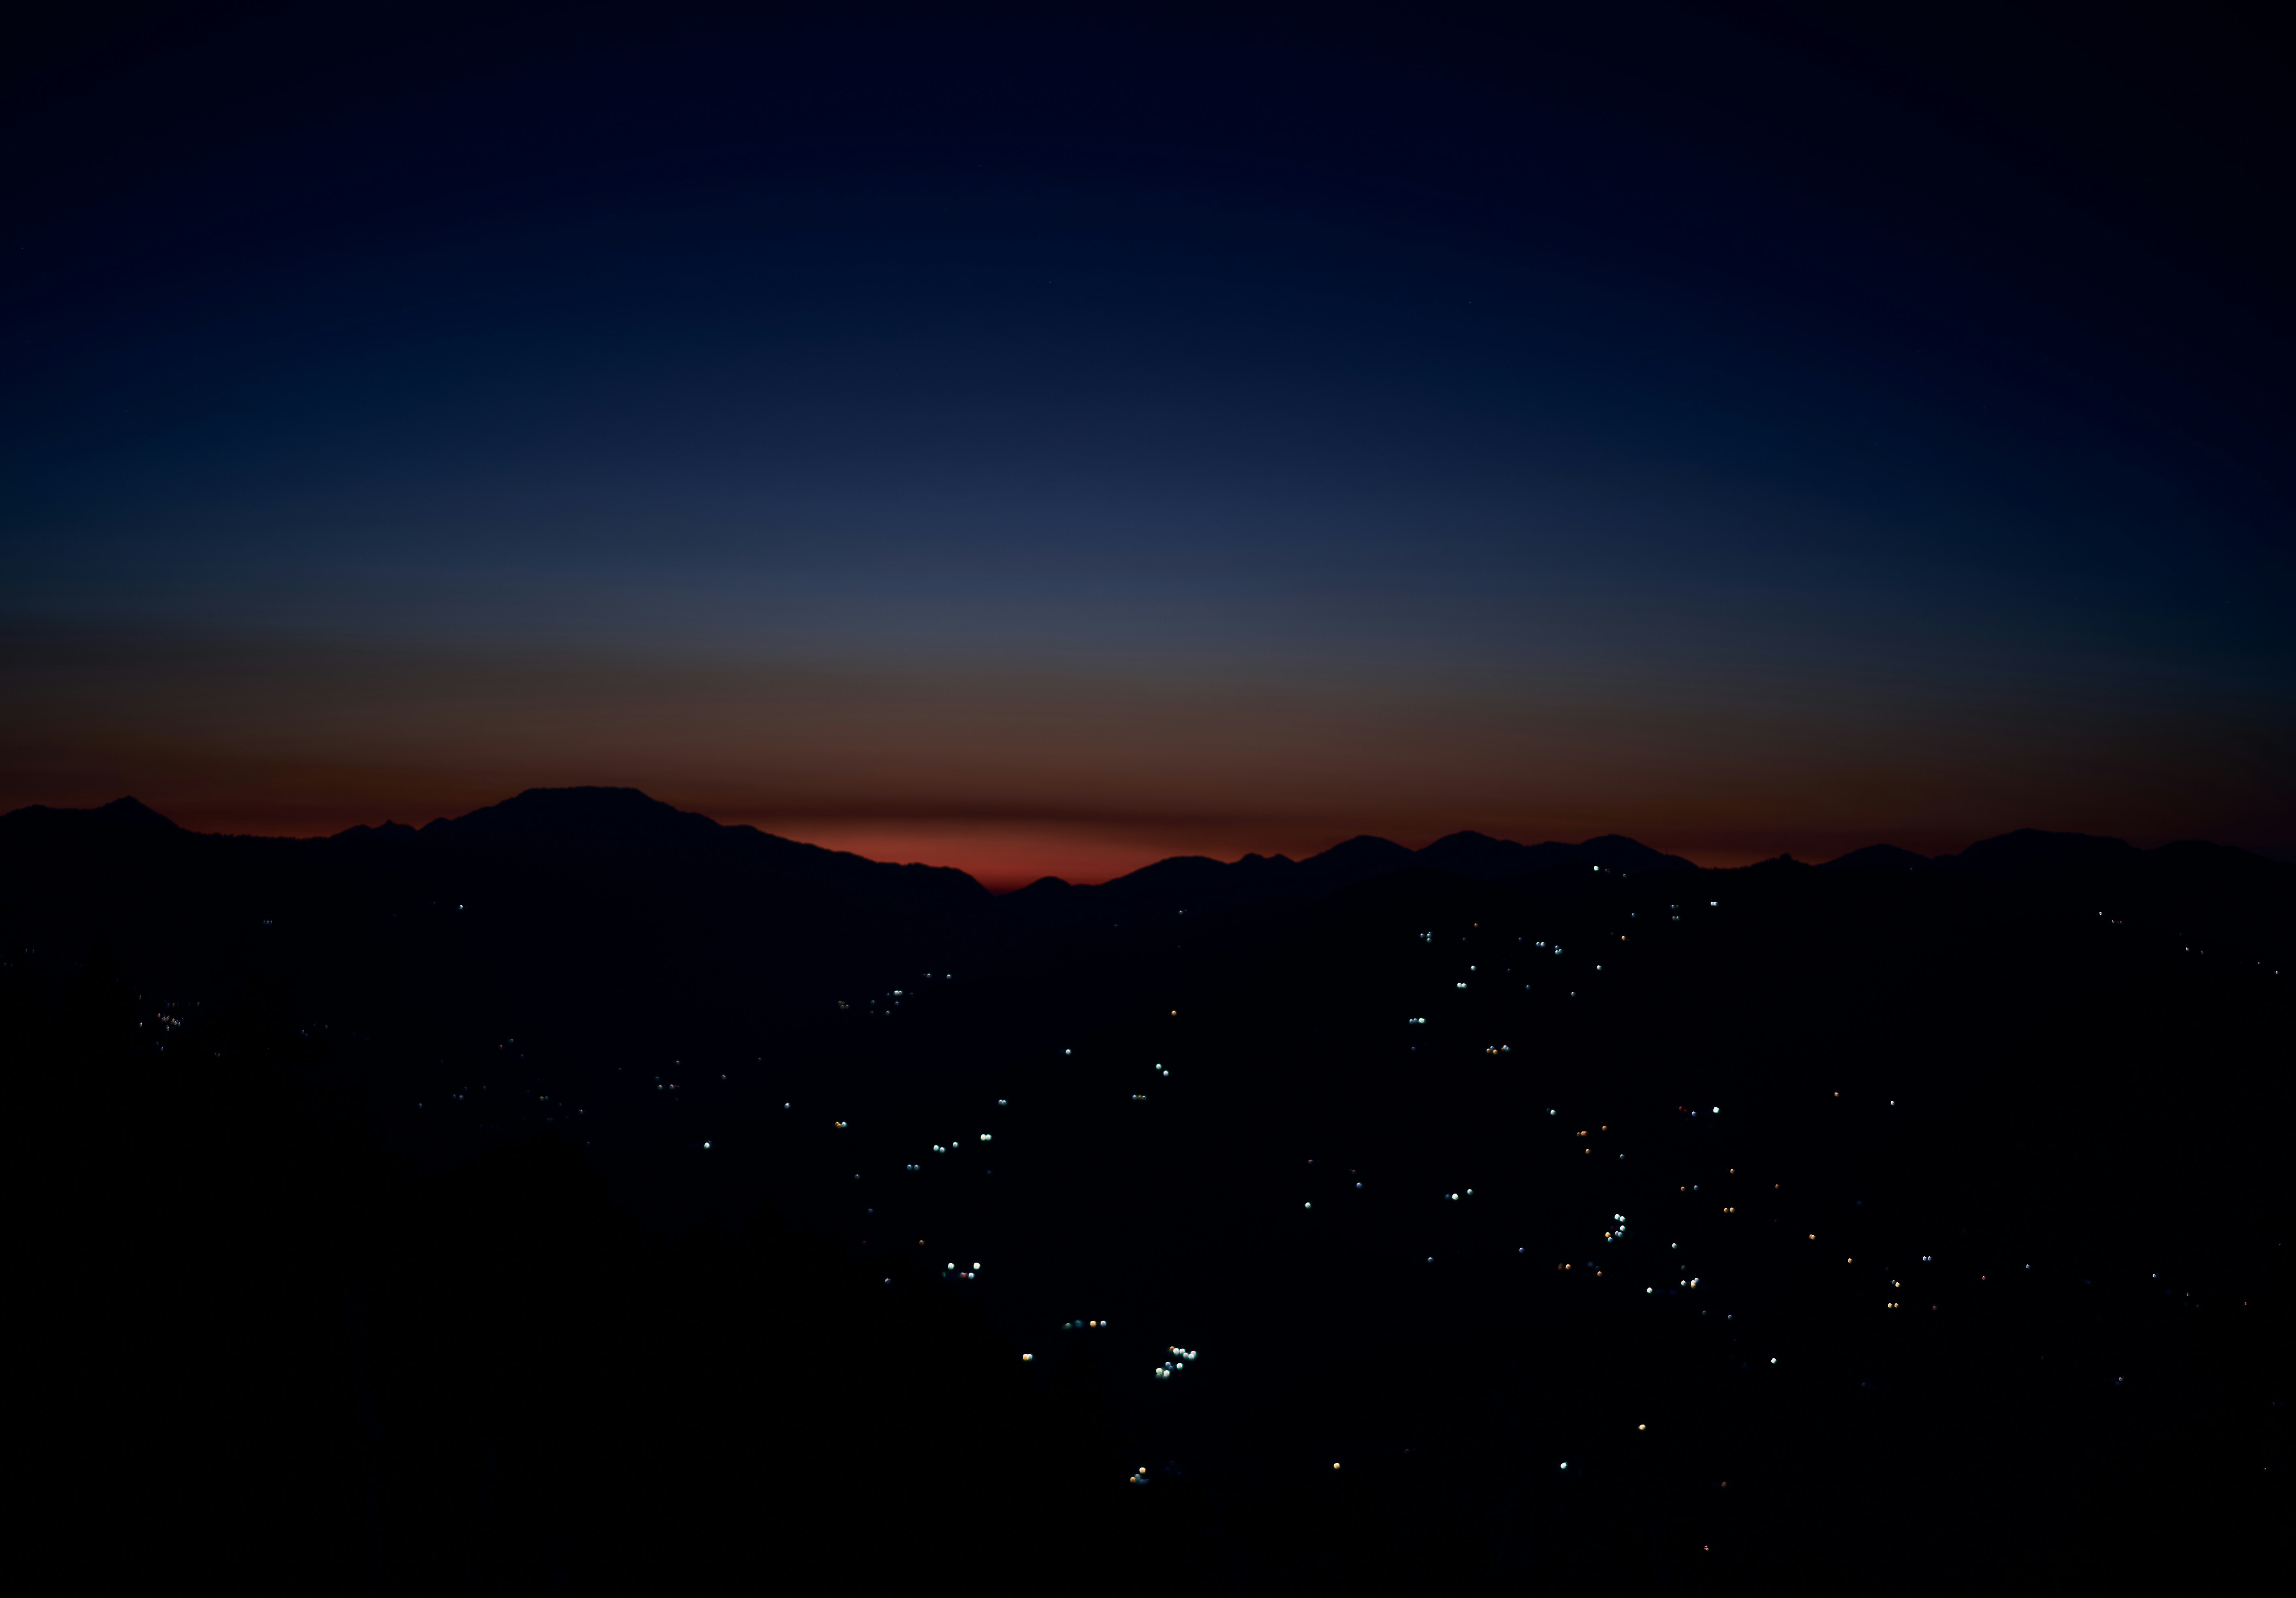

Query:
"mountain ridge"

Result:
[[6, 789, 2285, 918], [4, 787, 2287, 1080]]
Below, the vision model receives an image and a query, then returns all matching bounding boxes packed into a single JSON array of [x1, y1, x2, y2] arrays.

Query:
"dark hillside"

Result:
[[7, 795, 2288, 1592]]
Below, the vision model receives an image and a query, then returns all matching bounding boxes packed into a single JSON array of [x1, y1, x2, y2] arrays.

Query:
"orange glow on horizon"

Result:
[[762, 821, 1190, 892], [7, 783, 2268, 887]]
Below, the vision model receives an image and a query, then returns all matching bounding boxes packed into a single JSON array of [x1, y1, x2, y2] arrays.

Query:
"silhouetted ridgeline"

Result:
[[7, 791, 2289, 1592], [10, 789, 2281, 978]]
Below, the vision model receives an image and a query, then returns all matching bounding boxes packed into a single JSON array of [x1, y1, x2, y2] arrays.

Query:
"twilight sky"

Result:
[[4, 3, 2290, 884]]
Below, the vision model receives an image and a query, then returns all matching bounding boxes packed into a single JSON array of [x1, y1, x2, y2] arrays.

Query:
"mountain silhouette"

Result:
[[416, 786, 991, 914], [1006, 828, 1695, 928], [1415, 831, 1584, 879], [6, 792, 2285, 986], [3, 794, 183, 840], [1299, 833, 1423, 889], [6, 785, 2288, 1593], [419, 784, 721, 845], [1821, 843, 1933, 871], [1941, 826, 2140, 873], [331, 819, 419, 840]]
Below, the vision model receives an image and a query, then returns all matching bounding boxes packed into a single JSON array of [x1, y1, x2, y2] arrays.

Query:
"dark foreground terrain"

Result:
[[9, 792, 2288, 1594]]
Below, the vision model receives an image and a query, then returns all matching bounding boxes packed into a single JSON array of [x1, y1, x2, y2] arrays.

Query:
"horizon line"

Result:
[[13, 790, 2290, 888]]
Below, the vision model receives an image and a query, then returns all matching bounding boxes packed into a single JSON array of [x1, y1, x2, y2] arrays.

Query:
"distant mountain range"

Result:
[[1003, 828, 1700, 927], [12, 787, 2283, 1598], [9, 785, 2284, 1019], [0, 788, 999, 1038], [1808, 827, 2279, 880], [4, 789, 2280, 920]]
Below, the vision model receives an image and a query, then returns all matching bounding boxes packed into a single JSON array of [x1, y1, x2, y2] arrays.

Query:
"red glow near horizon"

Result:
[[765, 822, 1190, 892], [767, 825, 1833, 888], [51, 796, 1779, 888], [17, 788, 2262, 886]]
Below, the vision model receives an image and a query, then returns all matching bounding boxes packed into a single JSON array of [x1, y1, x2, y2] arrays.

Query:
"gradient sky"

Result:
[[4, 3, 2290, 884]]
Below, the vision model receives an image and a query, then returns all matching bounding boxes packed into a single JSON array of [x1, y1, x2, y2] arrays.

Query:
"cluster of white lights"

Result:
[[1154, 1346, 1200, 1380]]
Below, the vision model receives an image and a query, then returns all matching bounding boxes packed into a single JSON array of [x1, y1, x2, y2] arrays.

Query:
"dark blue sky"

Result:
[[4, 2, 2289, 879]]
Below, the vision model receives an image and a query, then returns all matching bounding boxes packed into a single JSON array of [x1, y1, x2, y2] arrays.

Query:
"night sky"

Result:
[[5, 3, 2289, 884]]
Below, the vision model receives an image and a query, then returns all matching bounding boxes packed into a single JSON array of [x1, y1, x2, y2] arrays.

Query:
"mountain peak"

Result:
[[0, 796, 183, 835], [1572, 835, 1699, 874], [421, 786, 708, 845], [1949, 829, 2136, 872], [332, 819, 419, 841], [1821, 844, 1933, 871], [1303, 835, 1415, 869], [96, 796, 182, 830], [1414, 830, 1694, 880], [408, 787, 991, 908]]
